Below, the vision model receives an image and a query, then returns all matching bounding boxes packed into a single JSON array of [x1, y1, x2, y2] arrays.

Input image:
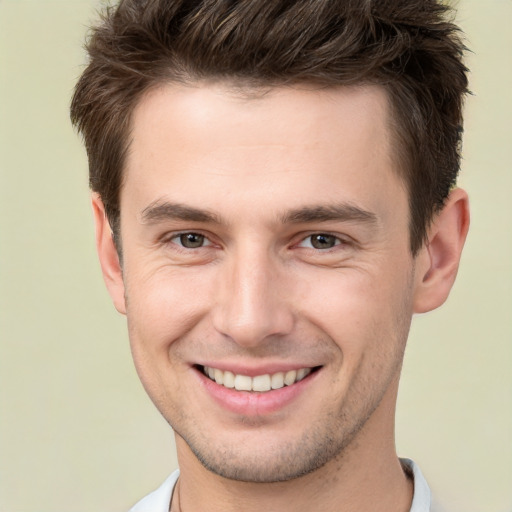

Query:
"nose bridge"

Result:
[[213, 242, 293, 346]]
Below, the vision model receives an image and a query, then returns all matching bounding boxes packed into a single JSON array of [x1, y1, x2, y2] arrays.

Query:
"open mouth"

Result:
[[198, 365, 321, 392]]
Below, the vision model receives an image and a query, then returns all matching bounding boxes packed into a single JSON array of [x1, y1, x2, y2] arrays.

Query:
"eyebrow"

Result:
[[140, 201, 223, 224], [280, 204, 378, 225], [140, 200, 378, 227]]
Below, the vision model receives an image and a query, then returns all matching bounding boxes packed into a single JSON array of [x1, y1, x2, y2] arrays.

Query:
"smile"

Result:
[[202, 366, 314, 392]]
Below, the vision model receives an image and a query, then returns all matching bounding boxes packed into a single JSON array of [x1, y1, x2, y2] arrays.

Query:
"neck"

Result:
[[173, 378, 413, 512]]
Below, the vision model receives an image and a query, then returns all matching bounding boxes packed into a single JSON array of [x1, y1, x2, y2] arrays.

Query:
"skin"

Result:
[[93, 82, 469, 512]]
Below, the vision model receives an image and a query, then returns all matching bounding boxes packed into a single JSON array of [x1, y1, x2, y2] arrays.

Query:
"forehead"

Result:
[[126, 82, 395, 170], [130, 81, 392, 149]]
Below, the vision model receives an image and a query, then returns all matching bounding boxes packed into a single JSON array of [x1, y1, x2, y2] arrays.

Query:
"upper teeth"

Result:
[[203, 366, 312, 392]]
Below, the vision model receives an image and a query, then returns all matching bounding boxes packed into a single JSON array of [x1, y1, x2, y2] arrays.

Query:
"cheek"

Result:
[[123, 270, 203, 413], [297, 268, 380, 326], [124, 266, 214, 359], [297, 264, 413, 359]]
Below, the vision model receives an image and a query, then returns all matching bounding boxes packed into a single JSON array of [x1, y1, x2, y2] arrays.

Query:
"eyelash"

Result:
[[163, 231, 350, 252], [295, 233, 349, 251], [165, 231, 214, 250]]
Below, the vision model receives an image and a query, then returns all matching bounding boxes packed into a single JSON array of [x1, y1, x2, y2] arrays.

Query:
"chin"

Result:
[[174, 417, 363, 483]]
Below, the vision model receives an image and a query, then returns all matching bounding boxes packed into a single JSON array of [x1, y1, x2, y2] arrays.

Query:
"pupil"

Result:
[[180, 233, 204, 248], [312, 234, 335, 249]]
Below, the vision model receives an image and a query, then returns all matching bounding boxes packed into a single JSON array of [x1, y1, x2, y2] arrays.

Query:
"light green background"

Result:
[[0, 1, 510, 511]]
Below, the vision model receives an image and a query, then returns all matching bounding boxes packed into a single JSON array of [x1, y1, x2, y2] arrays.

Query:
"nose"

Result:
[[212, 248, 294, 348]]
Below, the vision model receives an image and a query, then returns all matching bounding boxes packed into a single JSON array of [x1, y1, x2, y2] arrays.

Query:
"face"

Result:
[[110, 83, 420, 482]]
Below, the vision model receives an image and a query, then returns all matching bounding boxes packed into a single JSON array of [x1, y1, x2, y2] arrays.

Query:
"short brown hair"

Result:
[[70, 0, 468, 254]]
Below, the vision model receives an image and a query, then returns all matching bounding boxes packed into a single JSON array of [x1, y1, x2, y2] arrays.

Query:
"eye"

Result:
[[298, 233, 342, 250], [171, 232, 211, 249]]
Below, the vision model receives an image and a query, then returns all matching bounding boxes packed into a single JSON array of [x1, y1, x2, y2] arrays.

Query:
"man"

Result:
[[70, 0, 470, 510]]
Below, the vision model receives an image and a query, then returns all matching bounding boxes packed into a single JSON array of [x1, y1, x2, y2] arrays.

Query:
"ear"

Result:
[[91, 193, 126, 314], [413, 188, 470, 313]]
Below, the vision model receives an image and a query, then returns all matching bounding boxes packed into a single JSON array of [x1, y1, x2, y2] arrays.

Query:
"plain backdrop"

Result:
[[0, 1, 510, 511]]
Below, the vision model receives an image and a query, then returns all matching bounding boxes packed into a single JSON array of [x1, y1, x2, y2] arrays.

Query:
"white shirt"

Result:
[[130, 458, 434, 512]]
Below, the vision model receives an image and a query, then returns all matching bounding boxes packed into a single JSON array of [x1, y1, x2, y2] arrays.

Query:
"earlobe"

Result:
[[91, 194, 127, 315], [413, 188, 470, 313]]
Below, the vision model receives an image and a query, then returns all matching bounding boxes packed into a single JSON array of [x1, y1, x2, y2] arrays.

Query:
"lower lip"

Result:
[[195, 368, 320, 416]]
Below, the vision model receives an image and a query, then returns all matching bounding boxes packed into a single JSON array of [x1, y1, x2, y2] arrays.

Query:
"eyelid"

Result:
[[158, 229, 354, 251], [294, 231, 352, 249], [161, 230, 216, 248]]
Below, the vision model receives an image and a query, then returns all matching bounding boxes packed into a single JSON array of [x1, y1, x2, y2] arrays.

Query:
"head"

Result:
[[71, 0, 469, 484]]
